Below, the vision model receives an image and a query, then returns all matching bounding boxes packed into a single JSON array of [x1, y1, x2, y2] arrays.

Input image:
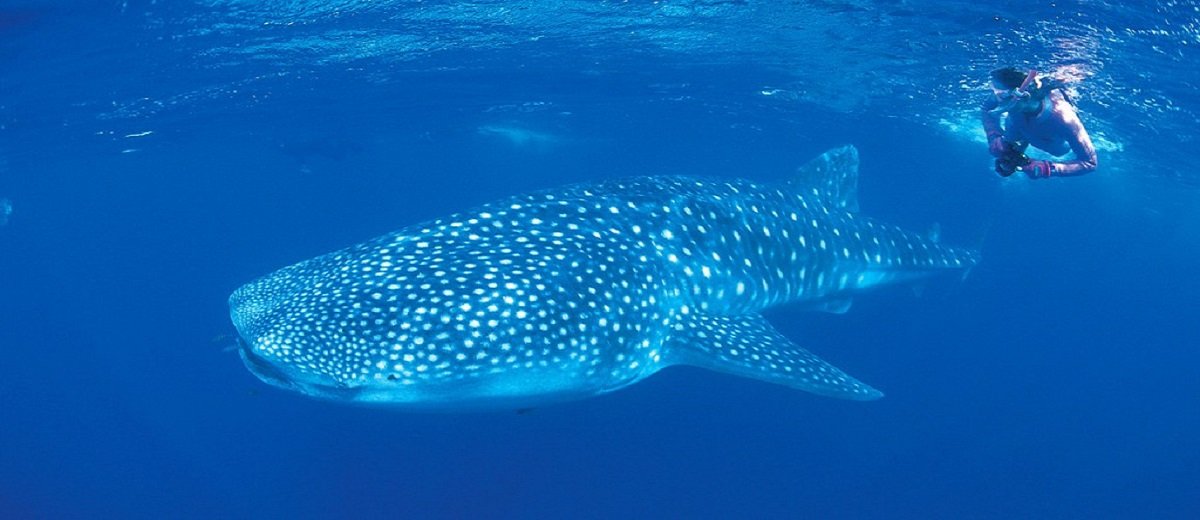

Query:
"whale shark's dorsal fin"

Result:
[[785, 145, 860, 212]]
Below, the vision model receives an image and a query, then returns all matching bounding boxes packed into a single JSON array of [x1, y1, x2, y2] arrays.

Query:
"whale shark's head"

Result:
[[228, 256, 373, 401], [227, 220, 643, 409]]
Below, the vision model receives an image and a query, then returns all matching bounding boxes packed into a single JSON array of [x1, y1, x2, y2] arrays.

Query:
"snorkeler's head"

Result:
[[989, 66, 1043, 112], [990, 67, 1029, 90]]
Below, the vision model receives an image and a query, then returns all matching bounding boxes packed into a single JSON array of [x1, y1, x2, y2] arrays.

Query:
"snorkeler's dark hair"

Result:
[[990, 67, 1028, 89], [990, 66, 1071, 103]]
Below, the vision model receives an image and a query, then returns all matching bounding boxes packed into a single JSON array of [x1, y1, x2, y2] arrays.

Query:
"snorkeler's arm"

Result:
[[981, 97, 1006, 155], [1048, 104, 1098, 176], [981, 97, 1004, 138]]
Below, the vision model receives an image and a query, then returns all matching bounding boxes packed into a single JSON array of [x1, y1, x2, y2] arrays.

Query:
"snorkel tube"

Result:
[[1016, 69, 1037, 98], [987, 68, 1039, 114], [1004, 69, 1038, 104], [1017, 68, 1073, 103], [1024, 69, 1075, 106]]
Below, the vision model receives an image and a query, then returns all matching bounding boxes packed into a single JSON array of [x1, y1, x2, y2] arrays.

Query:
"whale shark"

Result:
[[476, 123, 562, 148], [230, 146, 978, 409]]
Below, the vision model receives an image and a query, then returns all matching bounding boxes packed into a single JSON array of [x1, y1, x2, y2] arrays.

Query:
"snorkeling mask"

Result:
[[990, 69, 1038, 112]]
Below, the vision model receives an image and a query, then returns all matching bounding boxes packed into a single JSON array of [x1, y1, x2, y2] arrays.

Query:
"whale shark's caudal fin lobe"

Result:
[[665, 312, 883, 401], [786, 145, 860, 212]]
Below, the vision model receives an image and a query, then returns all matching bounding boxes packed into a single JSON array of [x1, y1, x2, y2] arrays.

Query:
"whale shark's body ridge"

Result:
[[230, 145, 977, 409]]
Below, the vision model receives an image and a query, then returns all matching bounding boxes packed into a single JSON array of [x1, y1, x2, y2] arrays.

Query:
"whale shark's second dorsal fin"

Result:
[[785, 145, 860, 212]]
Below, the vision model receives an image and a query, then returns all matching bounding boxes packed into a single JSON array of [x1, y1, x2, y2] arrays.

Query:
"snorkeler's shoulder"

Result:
[[1047, 95, 1080, 121]]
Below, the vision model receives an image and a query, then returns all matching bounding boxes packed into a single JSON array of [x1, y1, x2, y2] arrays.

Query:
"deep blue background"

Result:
[[1, 1, 1198, 518]]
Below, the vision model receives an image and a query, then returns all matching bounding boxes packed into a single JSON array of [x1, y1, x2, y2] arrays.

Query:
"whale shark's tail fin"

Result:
[[785, 145, 860, 212], [665, 311, 882, 401]]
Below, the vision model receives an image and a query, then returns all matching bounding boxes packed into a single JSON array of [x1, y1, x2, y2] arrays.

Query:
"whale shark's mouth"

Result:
[[238, 341, 364, 402], [236, 337, 601, 410]]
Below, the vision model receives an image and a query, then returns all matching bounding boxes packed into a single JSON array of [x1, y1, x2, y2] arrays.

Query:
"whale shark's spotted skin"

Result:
[[230, 146, 977, 409]]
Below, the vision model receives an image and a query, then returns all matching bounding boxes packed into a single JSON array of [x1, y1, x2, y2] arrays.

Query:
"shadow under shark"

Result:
[[230, 146, 977, 410]]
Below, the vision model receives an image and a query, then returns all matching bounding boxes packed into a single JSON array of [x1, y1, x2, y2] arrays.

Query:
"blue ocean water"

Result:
[[2, 1, 1198, 518]]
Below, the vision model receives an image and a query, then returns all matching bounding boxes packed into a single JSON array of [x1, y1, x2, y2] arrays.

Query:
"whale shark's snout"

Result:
[[229, 258, 366, 397], [229, 261, 310, 337]]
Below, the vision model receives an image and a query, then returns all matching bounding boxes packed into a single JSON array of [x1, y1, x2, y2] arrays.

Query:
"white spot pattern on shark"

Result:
[[230, 146, 978, 409]]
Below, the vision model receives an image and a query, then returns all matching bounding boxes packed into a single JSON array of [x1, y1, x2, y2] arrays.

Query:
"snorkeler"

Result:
[[982, 67, 1098, 179]]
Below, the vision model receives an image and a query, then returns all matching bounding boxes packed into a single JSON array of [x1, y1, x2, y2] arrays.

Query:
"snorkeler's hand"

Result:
[[988, 136, 1007, 157], [1022, 160, 1055, 179]]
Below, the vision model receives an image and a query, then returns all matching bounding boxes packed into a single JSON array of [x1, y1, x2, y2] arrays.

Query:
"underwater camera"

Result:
[[994, 140, 1031, 177]]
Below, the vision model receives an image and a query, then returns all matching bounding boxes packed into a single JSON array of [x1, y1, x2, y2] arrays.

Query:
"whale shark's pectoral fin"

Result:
[[666, 313, 882, 401]]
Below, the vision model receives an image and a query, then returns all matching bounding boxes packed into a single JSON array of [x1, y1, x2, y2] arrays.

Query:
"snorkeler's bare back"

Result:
[[999, 93, 1098, 176]]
